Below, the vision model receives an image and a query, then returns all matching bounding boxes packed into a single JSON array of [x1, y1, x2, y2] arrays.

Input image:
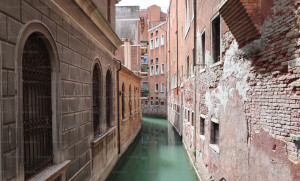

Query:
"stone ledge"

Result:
[[199, 135, 205, 142], [209, 144, 220, 154], [91, 126, 117, 147], [28, 160, 71, 181]]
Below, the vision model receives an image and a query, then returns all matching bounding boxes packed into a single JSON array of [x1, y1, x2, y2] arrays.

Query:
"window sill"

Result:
[[28, 160, 71, 181], [209, 144, 220, 154], [209, 61, 222, 68], [91, 126, 117, 147], [211, 117, 219, 124], [199, 135, 205, 141], [122, 118, 129, 122]]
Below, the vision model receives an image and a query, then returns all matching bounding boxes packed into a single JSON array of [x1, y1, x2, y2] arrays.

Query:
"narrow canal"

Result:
[[108, 116, 198, 181]]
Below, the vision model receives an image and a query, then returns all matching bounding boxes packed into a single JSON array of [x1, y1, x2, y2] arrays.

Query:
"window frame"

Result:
[[155, 83, 159, 92]]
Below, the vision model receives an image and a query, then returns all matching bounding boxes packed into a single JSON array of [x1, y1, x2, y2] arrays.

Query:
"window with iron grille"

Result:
[[22, 33, 53, 179], [122, 83, 125, 119], [106, 70, 112, 128], [129, 85, 132, 115], [93, 64, 101, 136]]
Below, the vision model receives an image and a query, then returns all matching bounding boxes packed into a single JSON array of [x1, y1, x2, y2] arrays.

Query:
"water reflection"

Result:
[[108, 117, 198, 181]]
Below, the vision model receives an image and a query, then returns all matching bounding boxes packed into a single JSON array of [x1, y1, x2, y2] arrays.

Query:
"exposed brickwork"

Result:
[[167, 0, 300, 180]]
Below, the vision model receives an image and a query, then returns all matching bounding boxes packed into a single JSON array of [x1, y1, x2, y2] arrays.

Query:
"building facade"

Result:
[[139, 5, 168, 117], [0, 0, 141, 180], [167, 0, 300, 180]]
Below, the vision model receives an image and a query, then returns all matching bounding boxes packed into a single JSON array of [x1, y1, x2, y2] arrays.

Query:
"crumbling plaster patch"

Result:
[[205, 41, 253, 118]]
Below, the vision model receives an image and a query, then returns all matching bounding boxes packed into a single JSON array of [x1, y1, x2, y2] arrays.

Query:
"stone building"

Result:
[[167, 0, 300, 180], [0, 0, 141, 180]]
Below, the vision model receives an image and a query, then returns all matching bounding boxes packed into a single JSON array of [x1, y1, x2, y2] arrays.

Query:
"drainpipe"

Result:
[[193, 0, 197, 154], [116, 59, 122, 154], [176, 0, 179, 96]]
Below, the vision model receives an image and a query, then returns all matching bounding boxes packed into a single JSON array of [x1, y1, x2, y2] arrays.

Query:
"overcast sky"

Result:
[[116, 0, 170, 12]]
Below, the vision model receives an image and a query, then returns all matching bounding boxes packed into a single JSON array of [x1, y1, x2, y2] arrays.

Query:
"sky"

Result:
[[116, 0, 170, 12]]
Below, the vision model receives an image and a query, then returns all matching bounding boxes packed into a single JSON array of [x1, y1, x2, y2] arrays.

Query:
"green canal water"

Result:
[[107, 116, 198, 181]]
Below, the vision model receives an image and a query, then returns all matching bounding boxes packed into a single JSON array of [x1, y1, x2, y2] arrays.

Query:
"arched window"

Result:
[[122, 83, 125, 119], [92, 63, 101, 135], [106, 70, 112, 128], [134, 86, 136, 112], [129, 85, 132, 115], [22, 33, 53, 179]]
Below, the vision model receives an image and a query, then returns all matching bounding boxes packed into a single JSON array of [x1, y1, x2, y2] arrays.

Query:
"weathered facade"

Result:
[[116, 63, 142, 156], [0, 0, 141, 180], [167, 0, 300, 180]]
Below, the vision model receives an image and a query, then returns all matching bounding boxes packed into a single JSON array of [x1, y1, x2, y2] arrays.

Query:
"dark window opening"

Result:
[[122, 83, 125, 119], [201, 32, 206, 68], [106, 70, 112, 128], [211, 122, 219, 144], [200, 117, 205, 135], [212, 15, 220, 63], [22, 33, 53, 180], [186, 56, 189, 78], [129, 85, 132, 115], [93, 63, 101, 135]]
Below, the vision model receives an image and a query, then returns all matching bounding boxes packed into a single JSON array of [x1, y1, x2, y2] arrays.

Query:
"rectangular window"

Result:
[[201, 32, 206, 69], [188, 110, 190, 122], [161, 34, 165, 45], [200, 117, 205, 135], [185, 0, 190, 34], [212, 15, 221, 63], [150, 65, 154, 76], [192, 112, 194, 126], [156, 58, 158, 63], [150, 39, 154, 49], [155, 37, 159, 48], [161, 63, 165, 74], [145, 100, 148, 105], [151, 101, 153, 105], [161, 82, 164, 92], [155, 101, 159, 105], [155, 64, 159, 75], [211, 121, 219, 144], [142, 82, 148, 90], [186, 55, 189, 78], [161, 101, 165, 105], [155, 83, 159, 92]]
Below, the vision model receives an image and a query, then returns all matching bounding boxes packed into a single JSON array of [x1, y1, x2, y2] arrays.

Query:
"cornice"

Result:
[[74, 0, 122, 49]]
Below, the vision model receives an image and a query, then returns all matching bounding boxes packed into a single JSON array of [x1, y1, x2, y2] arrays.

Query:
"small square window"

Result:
[[161, 102, 164, 105]]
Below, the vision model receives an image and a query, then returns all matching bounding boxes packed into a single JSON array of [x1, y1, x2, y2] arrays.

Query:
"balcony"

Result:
[[141, 90, 149, 99]]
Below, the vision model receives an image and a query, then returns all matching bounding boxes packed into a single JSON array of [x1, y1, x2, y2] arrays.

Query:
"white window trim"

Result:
[[200, 29, 206, 70], [155, 37, 159, 48], [150, 39, 154, 49], [161, 34, 165, 45], [161, 63, 165, 74], [155, 64, 159, 75], [150, 65, 154, 76], [161, 82, 164, 92]]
